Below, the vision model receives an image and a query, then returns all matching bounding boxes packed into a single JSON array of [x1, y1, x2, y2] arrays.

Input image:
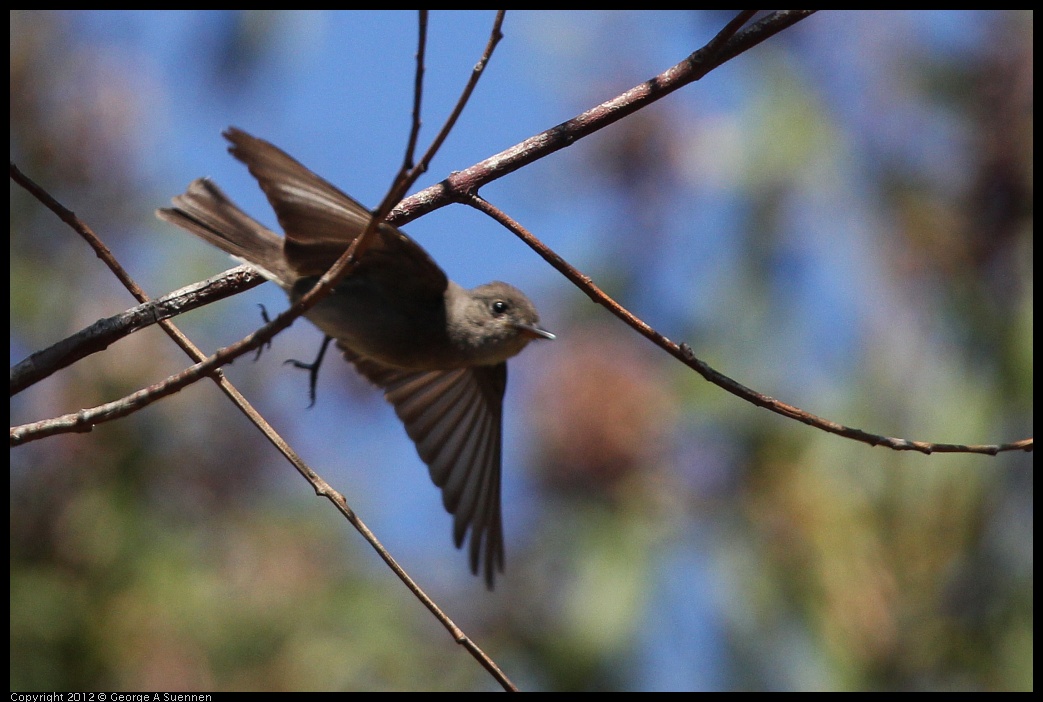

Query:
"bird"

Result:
[[157, 127, 553, 587]]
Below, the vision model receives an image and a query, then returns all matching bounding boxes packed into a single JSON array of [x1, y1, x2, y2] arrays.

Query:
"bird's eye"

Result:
[[491, 300, 509, 315]]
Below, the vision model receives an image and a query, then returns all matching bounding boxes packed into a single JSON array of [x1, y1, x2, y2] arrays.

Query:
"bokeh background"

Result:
[[10, 10, 1033, 691]]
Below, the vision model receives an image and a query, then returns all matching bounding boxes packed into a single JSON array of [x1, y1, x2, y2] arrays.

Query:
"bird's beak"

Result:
[[515, 323, 555, 341]]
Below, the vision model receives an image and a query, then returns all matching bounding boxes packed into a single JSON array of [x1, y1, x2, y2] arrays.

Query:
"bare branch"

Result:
[[464, 194, 1032, 457], [10, 265, 264, 396], [390, 10, 815, 224]]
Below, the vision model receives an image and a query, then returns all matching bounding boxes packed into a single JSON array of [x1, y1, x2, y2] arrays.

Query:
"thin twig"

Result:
[[464, 194, 1032, 457], [413, 10, 507, 181], [402, 10, 428, 173], [374, 10, 508, 229]]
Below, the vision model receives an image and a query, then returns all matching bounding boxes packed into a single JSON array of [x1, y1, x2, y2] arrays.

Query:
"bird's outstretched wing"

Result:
[[341, 344, 507, 588]]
